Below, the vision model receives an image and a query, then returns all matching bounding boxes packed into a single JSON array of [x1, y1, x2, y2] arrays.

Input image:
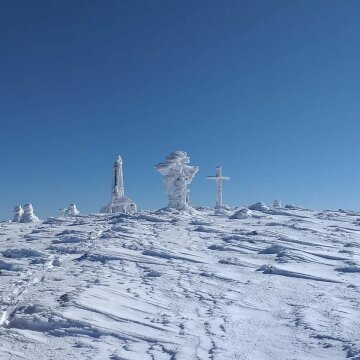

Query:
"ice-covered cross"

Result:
[[207, 166, 230, 208]]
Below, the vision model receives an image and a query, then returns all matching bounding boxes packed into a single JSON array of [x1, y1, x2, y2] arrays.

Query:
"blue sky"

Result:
[[1, 0, 360, 218]]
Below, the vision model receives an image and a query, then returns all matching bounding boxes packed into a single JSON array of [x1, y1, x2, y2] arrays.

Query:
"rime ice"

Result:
[[156, 151, 199, 210], [100, 156, 137, 214], [64, 204, 80, 217], [13, 205, 24, 222], [20, 204, 40, 223]]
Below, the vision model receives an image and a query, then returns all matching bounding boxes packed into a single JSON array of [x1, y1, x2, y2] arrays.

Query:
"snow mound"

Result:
[[64, 204, 80, 217], [284, 204, 304, 210], [248, 202, 270, 212], [0, 259, 22, 271], [3, 248, 43, 259], [230, 208, 253, 219]]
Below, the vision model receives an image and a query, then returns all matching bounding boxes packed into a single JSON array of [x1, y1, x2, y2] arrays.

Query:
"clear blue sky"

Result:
[[1, 0, 360, 219]]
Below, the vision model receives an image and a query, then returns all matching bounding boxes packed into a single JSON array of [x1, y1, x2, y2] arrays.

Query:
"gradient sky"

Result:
[[1, 0, 360, 219]]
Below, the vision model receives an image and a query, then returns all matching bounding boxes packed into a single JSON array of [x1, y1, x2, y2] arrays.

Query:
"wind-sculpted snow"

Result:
[[0, 207, 360, 359]]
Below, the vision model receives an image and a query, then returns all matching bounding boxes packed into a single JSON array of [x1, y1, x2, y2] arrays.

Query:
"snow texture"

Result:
[[0, 207, 360, 359], [156, 151, 199, 210]]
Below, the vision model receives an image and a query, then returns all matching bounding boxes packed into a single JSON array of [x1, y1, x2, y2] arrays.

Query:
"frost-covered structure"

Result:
[[13, 205, 24, 222], [20, 204, 40, 223], [100, 156, 137, 215], [156, 151, 199, 210], [64, 204, 80, 217], [207, 166, 230, 208], [273, 200, 282, 208]]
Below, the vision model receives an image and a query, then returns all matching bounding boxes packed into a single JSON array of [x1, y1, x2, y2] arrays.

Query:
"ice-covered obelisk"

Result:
[[156, 151, 198, 210], [207, 166, 230, 208], [100, 156, 137, 214]]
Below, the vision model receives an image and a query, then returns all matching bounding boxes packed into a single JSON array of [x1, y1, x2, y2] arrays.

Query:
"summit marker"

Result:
[[207, 166, 230, 208]]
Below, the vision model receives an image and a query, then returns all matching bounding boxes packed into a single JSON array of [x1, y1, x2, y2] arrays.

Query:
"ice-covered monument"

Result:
[[207, 166, 230, 208], [156, 151, 199, 210], [20, 204, 40, 223], [100, 156, 137, 214], [13, 205, 24, 222], [64, 203, 80, 217]]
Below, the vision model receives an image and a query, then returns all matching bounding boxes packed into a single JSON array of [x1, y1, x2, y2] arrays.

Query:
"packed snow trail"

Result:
[[0, 207, 359, 359]]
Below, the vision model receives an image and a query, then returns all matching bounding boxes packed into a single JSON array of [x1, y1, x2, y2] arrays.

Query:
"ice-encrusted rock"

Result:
[[13, 205, 24, 222], [20, 204, 40, 223], [156, 151, 199, 210], [248, 202, 270, 212], [64, 204, 80, 217], [273, 200, 282, 208], [230, 208, 253, 219]]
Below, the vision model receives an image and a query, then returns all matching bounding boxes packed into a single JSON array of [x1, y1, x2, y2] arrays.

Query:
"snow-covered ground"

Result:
[[0, 205, 360, 359]]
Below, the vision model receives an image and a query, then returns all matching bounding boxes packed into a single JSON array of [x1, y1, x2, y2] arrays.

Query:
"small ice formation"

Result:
[[13, 205, 24, 222], [156, 151, 199, 210], [207, 166, 230, 209], [285, 204, 302, 210], [230, 207, 253, 219], [100, 156, 137, 215], [59, 208, 66, 217], [248, 202, 270, 212], [273, 200, 282, 208], [20, 204, 40, 223], [64, 204, 80, 217]]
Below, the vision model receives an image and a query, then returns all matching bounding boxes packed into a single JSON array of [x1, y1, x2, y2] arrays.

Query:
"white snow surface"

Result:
[[0, 206, 360, 359]]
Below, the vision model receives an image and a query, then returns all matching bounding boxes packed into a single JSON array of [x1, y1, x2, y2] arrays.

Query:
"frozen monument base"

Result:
[[156, 151, 198, 211], [100, 156, 137, 215], [100, 195, 137, 215]]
